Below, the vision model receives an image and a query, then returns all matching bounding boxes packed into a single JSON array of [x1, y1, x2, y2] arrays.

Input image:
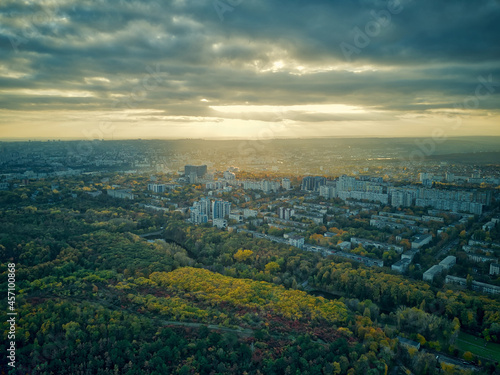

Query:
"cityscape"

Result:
[[1, 0, 500, 374], [1, 138, 499, 374]]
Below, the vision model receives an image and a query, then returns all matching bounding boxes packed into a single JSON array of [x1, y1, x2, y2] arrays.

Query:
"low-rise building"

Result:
[[439, 256, 457, 270], [445, 275, 500, 295], [107, 189, 134, 199], [243, 209, 258, 218], [412, 234, 432, 249], [337, 241, 352, 251], [490, 263, 500, 276], [392, 258, 411, 273], [401, 250, 417, 262], [229, 212, 243, 222], [289, 236, 305, 249], [423, 265, 442, 281], [463, 245, 490, 254], [467, 254, 497, 263], [213, 218, 228, 229], [351, 237, 404, 253]]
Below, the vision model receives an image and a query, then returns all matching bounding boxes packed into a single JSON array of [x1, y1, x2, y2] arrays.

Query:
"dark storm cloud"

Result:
[[0, 0, 499, 126]]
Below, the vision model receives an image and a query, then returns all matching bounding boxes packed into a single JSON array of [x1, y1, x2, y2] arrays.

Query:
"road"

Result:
[[139, 229, 164, 238], [435, 238, 459, 259], [239, 229, 384, 268]]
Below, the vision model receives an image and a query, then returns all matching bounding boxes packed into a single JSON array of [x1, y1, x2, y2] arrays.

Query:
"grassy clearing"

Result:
[[455, 332, 500, 362]]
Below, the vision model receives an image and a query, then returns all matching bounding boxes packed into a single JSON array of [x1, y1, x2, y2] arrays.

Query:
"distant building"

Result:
[[278, 207, 295, 220], [351, 237, 404, 253], [243, 208, 258, 218], [483, 220, 496, 232], [392, 258, 411, 273], [439, 256, 457, 270], [289, 236, 305, 249], [412, 234, 432, 249], [490, 263, 500, 275], [213, 218, 228, 229], [229, 212, 243, 222], [212, 200, 231, 220], [184, 165, 207, 178], [401, 250, 417, 262], [319, 184, 337, 199], [490, 263, 500, 276], [0, 182, 9, 190], [147, 183, 166, 193], [423, 265, 442, 281], [391, 190, 413, 207], [337, 241, 352, 251], [106, 189, 134, 200], [419, 173, 432, 183], [467, 253, 497, 263], [301, 176, 326, 192], [468, 239, 500, 248], [223, 170, 236, 180], [445, 275, 500, 295], [281, 178, 291, 190], [190, 208, 208, 224], [190, 198, 212, 224]]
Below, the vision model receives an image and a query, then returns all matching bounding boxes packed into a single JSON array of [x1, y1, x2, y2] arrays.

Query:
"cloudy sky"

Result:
[[1, 0, 499, 140]]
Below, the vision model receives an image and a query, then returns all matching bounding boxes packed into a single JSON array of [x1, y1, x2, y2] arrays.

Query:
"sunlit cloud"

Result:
[[1, 89, 95, 98], [210, 104, 368, 114], [0, 0, 498, 139]]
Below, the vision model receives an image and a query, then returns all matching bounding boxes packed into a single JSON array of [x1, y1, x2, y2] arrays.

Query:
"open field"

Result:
[[455, 332, 500, 362]]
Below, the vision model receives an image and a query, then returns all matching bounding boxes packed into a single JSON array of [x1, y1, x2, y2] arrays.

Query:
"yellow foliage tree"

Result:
[[416, 333, 426, 346], [333, 362, 341, 375], [441, 362, 456, 375], [233, 249, 254, 262], [265, 261, 280, 274]]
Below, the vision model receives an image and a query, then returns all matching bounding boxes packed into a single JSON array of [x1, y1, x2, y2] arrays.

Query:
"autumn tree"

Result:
[[233, 249, 254, 262]]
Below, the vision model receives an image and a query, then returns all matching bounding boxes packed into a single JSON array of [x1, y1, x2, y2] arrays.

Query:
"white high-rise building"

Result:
[[147, 183, 166, 193], [319, 184, 336, 199], [212, 200, 231, 219]]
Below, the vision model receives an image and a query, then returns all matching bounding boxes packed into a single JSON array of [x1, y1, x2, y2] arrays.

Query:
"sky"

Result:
[[0, 0, 499, 140]]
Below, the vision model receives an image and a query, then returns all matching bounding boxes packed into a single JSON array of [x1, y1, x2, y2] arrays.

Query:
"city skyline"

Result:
[[1, 0, 499, 140]]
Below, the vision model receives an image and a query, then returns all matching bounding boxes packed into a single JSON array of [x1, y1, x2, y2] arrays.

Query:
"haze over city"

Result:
[[1, 0, 500, 140]]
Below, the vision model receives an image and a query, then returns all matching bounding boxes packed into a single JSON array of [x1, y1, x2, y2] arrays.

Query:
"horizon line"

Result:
[[2, 135, 500, 142]]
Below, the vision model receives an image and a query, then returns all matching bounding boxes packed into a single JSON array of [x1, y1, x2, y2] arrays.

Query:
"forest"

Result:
[[1, 189, 499, 374]]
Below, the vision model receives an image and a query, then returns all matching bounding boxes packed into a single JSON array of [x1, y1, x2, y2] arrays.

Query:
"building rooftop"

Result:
[[424, 264, 443, 276], [413, 234, 432, 242], [439, 256, 456, 266]]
